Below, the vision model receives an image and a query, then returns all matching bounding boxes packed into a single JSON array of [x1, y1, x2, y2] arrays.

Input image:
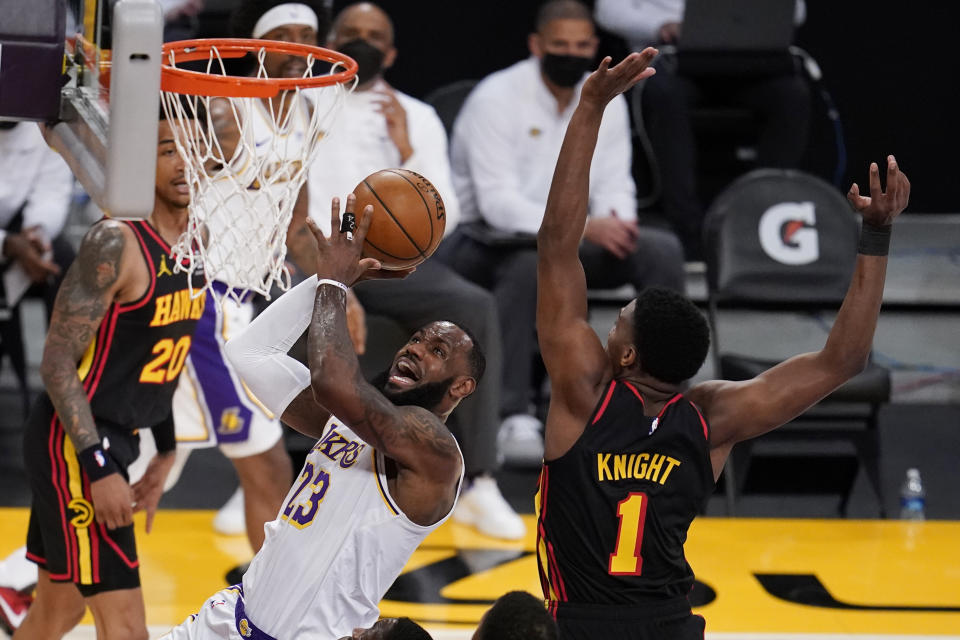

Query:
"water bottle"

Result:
[[899, 468, 926, 520]]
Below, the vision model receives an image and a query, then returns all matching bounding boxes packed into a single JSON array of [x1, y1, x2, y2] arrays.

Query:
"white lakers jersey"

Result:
[[241, 415, 462, 637]]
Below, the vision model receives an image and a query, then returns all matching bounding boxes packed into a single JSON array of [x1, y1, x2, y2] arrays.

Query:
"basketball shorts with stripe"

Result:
[[173, 287, 282, 458], [23, 395, 141, 596]]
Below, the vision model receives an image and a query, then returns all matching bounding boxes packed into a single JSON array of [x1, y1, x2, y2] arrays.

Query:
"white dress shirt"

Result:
[[0, 123, 73, 256], [450, 57, 636, 236], [595, 0, 807, 51], [307, 79, 460, 237]]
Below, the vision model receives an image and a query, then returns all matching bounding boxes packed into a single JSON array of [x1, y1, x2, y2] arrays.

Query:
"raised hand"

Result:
[[372, 88, 413, 163], [847, 155, 910, 226], [306, 195, 415, 287], [580, 48, 658, 109]]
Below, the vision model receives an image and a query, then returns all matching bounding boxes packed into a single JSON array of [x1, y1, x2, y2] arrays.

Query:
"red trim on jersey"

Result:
[[85, 307, 119, 400], [98, 523, 139, 569], [136, 219, 172, 254], [689, 401, 709, 440], [47, 419, 74, 580], [116, 222, 157, 313], [546, 540, 568, 600], [25, 551, 46, 565], [536, 467, 568, 602], [656, 393, 684, 419], [623, 380, 645, 405], [536, 470, 551, 599], [591, 381, 618, 425]]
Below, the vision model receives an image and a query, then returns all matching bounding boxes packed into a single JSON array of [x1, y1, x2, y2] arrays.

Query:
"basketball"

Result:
[[352, 169, 446, 270]]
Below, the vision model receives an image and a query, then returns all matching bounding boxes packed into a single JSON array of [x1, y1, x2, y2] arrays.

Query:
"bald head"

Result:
[[330, 2, 394, 47]]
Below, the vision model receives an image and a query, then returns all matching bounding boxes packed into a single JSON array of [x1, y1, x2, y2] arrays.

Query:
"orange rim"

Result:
[[161, 38, 357, 98]]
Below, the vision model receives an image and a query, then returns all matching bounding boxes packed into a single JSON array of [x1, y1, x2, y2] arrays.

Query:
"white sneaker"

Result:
[[213, 487, 246, 536], [453, 475, 526, 540], [498, 414, 544, 469]]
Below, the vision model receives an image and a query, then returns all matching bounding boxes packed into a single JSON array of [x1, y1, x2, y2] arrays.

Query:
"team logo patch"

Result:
[[238, 618, 252, 637], [218, 408, 246, 435], [758, 201, 819, 265], [157, 254, 174, 277], [529, 127, 542, 137], [68, 498, 94, 529]]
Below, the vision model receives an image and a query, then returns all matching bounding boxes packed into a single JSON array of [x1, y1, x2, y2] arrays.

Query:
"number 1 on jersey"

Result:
[[608, 492, 648, 576]]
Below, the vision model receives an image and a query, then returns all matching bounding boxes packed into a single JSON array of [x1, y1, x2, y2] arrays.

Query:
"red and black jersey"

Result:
[[537, 379, 713, 607], [78, 219, 205, 432]]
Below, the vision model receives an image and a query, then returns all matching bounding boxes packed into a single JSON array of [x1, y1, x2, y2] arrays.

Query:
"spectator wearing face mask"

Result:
[[437, 0, 685, 468], [307, 2, 524, 541]]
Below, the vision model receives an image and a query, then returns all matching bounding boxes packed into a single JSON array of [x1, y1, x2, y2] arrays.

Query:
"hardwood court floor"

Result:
[[1, 509, 958, 638]]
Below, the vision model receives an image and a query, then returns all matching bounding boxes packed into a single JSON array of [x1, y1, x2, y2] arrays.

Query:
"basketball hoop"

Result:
[[159, 38, 358, 304]]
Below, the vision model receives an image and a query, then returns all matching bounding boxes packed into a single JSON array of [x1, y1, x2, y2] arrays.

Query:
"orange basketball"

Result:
[[352, 169, 446, 270]]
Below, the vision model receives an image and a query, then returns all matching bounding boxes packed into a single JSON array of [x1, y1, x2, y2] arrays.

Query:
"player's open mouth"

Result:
[[173, 180, 189, 195], [389, 357, 420, 388]]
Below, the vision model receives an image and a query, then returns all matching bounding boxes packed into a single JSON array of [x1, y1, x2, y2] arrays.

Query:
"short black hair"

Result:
[[535, 0, 593, 32], [476, 591, 558, 640], [386, 618, 432, 640], [632, 288, 710, 384], [450, 321, 485, 382], [230, 0, 331, 39]]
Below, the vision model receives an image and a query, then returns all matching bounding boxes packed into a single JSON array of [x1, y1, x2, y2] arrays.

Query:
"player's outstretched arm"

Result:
[[224, 275, 332, 438], [41, 220, 138, 529], [537, 51, 657, 459], [689, 156, 910, 477]]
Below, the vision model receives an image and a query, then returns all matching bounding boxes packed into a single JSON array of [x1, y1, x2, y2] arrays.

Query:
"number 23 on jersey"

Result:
[[281, 462, 331, 529]]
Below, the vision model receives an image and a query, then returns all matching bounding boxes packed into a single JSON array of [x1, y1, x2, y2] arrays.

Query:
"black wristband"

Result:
[[152, 416, 176, 454], [858, 222, 892, 256], [78, 444, 120, 481]]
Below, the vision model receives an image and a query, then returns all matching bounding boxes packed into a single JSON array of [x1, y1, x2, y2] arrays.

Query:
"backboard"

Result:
[[0, 0, 162, 217]]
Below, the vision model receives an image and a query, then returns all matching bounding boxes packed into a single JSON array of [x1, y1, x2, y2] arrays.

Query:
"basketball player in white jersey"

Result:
[[162, 196, 481, 638]]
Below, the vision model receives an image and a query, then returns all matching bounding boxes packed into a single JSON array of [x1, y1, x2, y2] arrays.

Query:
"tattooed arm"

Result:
[[40, 220, 139, 529], [308, 284, 461, 527]]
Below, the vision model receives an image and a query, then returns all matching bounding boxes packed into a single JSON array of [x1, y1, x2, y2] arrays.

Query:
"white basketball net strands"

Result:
[[160, 46, 354, 304]]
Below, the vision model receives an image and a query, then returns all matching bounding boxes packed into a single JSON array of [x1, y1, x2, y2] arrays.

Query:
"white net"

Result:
[[160, 44, 354, 304]]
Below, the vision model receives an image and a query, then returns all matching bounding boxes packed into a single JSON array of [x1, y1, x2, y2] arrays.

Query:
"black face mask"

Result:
[[338, 38, 386, 85], [541, 53, 593, 88]]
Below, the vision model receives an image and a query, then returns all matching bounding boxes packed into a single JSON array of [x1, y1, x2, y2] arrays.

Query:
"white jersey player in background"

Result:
[[162, 195, 482, 639], [144, 0, 362, 556]]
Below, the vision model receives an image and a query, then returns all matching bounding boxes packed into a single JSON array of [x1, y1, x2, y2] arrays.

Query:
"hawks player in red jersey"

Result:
[[535, 51, 910, 639], [15, 110, 205, 640]]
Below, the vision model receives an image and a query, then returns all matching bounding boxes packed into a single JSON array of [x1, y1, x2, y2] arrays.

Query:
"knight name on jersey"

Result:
[[596, 452, 681, 485], [149, 290, 206, 327]]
